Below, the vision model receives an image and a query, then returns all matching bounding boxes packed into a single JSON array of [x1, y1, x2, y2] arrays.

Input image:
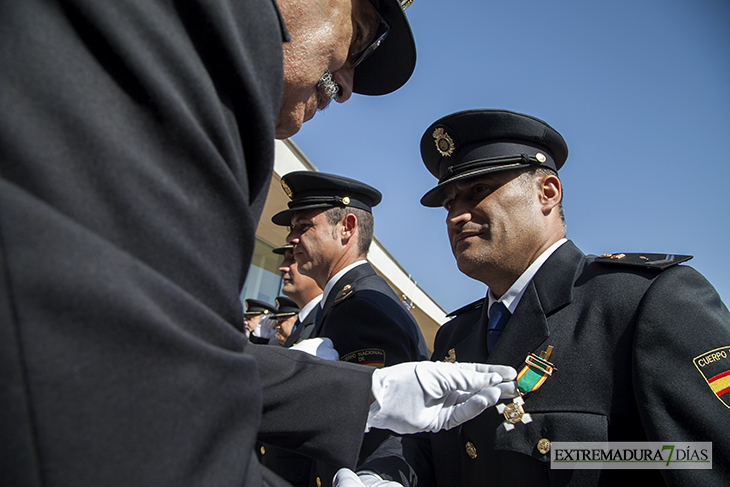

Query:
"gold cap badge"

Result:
[[280, 179, 293, 198], [433, 128, 455, 157]]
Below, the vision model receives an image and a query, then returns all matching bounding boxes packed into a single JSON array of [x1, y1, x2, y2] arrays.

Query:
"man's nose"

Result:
[[447, 202, 472, 229]]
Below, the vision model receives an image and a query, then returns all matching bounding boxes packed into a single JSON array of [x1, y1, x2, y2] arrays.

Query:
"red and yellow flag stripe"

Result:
[[708, 370, 730, 397]]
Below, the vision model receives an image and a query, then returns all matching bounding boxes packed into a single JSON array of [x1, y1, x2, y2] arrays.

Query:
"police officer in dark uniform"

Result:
[[272, 171, 430, 486], [2, 1, 511, 485], [244, 299, 278, 343], [270, 295, 300, 345], [271, 244, 324, 347], [355, 109, 730, 486]]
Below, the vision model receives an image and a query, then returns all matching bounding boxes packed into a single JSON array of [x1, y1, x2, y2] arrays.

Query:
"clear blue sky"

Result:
[[292, 0, 730, 314]]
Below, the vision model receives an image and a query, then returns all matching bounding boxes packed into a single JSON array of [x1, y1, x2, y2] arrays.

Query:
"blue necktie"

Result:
[[487, 302, 511, 353], [315, 305, 322, 324]]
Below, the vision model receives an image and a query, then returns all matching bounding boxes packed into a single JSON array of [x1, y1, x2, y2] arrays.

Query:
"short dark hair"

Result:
[[324, 206, 374, 256]]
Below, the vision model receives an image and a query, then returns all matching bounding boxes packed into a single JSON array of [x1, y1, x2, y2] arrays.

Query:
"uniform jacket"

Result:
[[258, 299, 324, 487], [296, 263, 429, 487], [362, 241, 730, 486], [0, 1, 373, 486], [316, 262, 429, 367]]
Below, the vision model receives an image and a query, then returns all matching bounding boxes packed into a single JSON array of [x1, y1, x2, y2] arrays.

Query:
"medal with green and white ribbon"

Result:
[[496, 346, 556, 431]]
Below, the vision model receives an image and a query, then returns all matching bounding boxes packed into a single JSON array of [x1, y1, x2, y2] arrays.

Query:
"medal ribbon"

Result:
[[516, 355, 553, 394]]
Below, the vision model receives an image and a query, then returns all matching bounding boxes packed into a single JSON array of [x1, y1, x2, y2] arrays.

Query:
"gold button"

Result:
[[259, 446, 265, 455], [316, 477, 322, 487], [537, 438, 551, 455], [465, 442, 477, 459]]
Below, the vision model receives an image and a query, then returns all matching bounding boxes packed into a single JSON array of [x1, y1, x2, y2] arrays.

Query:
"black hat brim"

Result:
[[271, 202, 337, 226], [353, 0, 416, 95], [420, 161, 537, 207]]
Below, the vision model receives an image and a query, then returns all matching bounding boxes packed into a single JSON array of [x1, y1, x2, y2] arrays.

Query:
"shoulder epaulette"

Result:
[[333, 283, 356, 305], [594, 252, 693, 270], [446, 298, 485, 318]]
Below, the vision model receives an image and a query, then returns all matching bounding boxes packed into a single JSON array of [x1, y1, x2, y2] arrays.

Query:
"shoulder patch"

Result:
[[693, 346, 730, 409], [595, 253, 692, 270], [333, 283, 355, 304], [446, 298, 485, 318], [340, 348, 385, 368]]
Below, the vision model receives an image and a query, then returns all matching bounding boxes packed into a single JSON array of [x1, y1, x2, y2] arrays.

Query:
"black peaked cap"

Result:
[[419, 109, 568, 207], [274, 296, 299, 317], [244, 299, 277, 316], [272, 171, 382, 226], [354, 0, 417, 95]]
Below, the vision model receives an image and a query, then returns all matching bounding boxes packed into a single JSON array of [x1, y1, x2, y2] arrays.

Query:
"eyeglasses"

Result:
[[350, 0, 391, 70]]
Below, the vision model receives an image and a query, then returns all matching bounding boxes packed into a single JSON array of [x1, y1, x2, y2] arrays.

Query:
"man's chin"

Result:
[[275, 123, 302, 140]]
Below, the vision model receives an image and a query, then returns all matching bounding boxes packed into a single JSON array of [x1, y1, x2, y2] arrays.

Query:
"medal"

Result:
[[496, 346, 556, 431]]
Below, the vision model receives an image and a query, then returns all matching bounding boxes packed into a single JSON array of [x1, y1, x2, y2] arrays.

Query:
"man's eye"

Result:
[[472, 184, 491, 197]]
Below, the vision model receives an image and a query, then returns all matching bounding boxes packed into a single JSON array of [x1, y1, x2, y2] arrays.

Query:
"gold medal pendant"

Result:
[[496, 393, 532, 431]]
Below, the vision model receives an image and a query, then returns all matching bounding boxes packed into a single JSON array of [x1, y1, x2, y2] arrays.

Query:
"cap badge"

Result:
[[433, 128, 455, 157], [280, 179, 294, 198], [400, 0, 414, 9], [536, 153, 547, 163]]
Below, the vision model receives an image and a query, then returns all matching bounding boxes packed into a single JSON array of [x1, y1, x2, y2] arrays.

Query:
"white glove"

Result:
[[290, 337, 340, 361], [333, 468, 403, 487], [253, 316, 277, 339], [366, 361, 517, 434]]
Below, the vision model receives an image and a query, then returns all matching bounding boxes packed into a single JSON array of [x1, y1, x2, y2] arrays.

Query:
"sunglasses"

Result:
[[350, 0, 391, 70]]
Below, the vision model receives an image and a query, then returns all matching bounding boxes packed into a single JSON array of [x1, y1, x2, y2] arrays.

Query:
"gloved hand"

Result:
[[333, 468, 403, 487], [252, 316, 277, 339], [366, 361, 517, 434], [290, 337, 340, 361]]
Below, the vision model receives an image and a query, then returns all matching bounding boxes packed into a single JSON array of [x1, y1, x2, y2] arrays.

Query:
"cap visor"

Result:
[[353, 0, 416, 95]]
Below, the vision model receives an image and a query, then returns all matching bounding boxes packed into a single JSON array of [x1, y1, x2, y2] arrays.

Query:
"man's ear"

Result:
[[341, 213, 358, 242], [537, 173, 562, 214]]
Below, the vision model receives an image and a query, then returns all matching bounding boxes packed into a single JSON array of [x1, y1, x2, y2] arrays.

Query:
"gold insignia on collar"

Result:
[[433, 128, 455, 157], [280, 179, 294, 198], [444, 348, 456, 363], [334, 283, 354, 304], [536, 152, 547, 163]]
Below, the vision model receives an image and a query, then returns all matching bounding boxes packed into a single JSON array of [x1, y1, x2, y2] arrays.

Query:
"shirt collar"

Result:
[[299, 293, 323, 320]]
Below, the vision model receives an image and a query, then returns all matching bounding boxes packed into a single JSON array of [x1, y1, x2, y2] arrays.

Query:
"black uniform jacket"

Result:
[[258, 301, 324, 487], [361, 241, 730, 486], [317, 262, 429, 367], [1, 1, 373, 486], [299, 263, 429, 486]]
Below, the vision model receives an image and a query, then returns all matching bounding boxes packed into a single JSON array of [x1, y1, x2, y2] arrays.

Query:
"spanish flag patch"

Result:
[[340, 348, 386, 368], [694, 346, 730, 409]]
